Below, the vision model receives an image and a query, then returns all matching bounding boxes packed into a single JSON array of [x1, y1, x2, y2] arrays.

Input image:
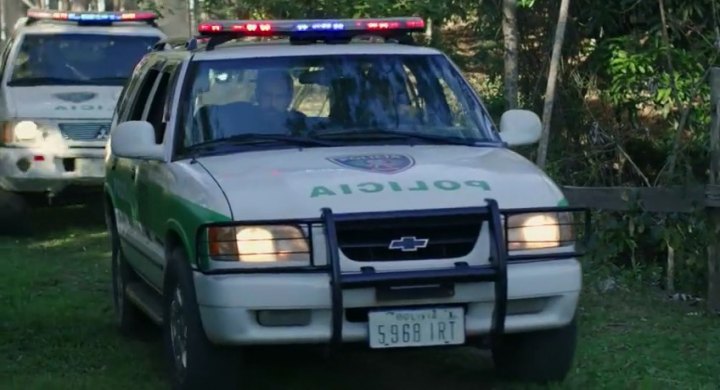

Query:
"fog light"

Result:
[[506, 297, 548, 315], [16, 158, 30, 172], [256, 309, 311, 327]]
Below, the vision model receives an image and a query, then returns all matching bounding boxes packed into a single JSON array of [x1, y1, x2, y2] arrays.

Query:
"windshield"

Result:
[[8, 33, 160, 86], [180, 54, 498, 151]]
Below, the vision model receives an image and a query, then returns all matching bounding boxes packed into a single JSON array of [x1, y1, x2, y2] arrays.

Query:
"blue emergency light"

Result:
[[26, 9, 158, 26], [197, 17, 426, 38]]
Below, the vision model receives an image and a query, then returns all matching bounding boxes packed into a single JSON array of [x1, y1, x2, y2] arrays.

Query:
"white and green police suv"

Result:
[[104, 16, 587, 390], [0, 9, 165, 219]]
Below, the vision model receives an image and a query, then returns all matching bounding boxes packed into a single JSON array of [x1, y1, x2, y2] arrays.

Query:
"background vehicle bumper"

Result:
[[194, 259, 581, 346], [0, 146, 105, 195]]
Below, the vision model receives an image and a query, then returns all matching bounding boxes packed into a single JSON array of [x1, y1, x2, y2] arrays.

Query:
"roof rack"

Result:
[[190, 17, 426, 51], [24, 9, 159, 27]]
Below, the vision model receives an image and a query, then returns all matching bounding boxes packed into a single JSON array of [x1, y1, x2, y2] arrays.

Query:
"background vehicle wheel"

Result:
[[0, 189, 31, 236], [163, 248, 241, 390], [491, 316, 578, 384], [109, 215, 152, 337]]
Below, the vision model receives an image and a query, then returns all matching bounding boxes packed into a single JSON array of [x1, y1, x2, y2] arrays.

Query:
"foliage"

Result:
[[190, 0, 720, 294]]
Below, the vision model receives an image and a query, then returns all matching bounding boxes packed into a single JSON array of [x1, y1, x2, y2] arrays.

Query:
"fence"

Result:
[[561, 67, 720, 312]]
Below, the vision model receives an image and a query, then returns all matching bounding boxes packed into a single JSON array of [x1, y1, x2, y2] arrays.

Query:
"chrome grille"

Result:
[[58, 123, 111, 141]]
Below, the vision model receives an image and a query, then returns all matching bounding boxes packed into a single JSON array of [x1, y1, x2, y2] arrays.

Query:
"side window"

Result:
[[128, 68, 161, 121], [163, 63, 182, 123], [143, 63, 178, 144], [0, 37, 16, 81], [114, 62, 148, 124]]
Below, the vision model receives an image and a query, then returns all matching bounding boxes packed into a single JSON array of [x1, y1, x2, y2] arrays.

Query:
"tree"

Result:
[[502, 0, 519, 109], [535, 0, 570, 169]]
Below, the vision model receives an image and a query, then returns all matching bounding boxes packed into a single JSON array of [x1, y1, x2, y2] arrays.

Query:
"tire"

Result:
[[0, 189, 31, 236], [491, 316, 578, 383], [163, 247, 241, 390], [109, 210, 151, 336]]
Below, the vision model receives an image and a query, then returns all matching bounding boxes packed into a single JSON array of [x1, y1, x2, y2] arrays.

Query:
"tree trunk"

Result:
[[3, 0, 25, 39], [70, 0, 91, 11], [708, 67, 720, 313], [535, 0, 571, 169], [0, 0, 5, 41], [502, 0, 519, 110], [112, 0, 137, 11], [155, 0, 190, 37]]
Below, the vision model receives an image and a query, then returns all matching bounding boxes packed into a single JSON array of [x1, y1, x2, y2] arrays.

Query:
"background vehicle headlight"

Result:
[[506, 212, 572, 250], [207, 225, 310, 266], [1, 120, 43, 144]]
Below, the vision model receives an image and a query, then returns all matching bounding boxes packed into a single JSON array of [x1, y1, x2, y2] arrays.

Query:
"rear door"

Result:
[[111, 59, 164, 286], [133, 60, 181, 289]]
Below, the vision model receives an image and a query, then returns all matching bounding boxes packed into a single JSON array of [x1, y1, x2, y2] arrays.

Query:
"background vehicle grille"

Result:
[[336, 214, 482, 261], [59, 123, 111, 141]]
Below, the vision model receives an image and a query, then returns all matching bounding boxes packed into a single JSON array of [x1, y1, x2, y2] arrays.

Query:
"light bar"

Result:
[[197, 17, 426, 38], [26, 9, 158, 25]]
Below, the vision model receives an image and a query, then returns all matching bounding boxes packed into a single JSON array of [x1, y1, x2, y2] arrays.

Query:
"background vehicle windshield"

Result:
[[8, 33, 160, 86], [181, 54, 497, 148]]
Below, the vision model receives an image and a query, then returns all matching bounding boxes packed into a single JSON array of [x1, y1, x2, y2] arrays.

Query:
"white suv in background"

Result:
[[0, 9, 166, 223]]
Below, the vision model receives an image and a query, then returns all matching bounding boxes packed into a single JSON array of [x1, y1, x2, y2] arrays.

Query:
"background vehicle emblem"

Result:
[[389, 236, 430, 252], [327, 153, 415, 174], [53, 92, 97, 103], [96, 126, 109, 140]]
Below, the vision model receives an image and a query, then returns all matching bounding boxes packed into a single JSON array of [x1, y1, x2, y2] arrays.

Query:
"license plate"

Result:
[[368, 307, 465, 349], [76, 158, 104, 177]]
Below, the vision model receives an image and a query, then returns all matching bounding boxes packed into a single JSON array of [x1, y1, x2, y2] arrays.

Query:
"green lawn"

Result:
[[1, 202, 719, 389]]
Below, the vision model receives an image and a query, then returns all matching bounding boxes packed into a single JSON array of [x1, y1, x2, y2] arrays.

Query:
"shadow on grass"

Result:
[[28, 199, 107, 237]]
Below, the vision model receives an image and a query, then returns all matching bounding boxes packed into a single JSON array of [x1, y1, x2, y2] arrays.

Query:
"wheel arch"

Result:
[[162, 220, 195, 290]]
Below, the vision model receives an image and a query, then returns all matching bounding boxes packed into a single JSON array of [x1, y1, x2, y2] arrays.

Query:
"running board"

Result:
[[126, 281, 164, 325]]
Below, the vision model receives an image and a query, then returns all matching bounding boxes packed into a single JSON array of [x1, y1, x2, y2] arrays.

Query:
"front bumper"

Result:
[[195, 259, 581, 345], [0, 145, 105, 194], [193, 202, 589, 348]]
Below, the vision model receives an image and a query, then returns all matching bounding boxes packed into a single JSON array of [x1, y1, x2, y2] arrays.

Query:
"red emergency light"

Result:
[[196, 17, 426, 38], [26, 9, 158, 25]]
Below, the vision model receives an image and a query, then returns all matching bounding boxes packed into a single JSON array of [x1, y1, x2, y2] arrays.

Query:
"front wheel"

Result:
[[163, 248, 241, 390], [0, 189, 31, 236], [491, 317, 578, 383]]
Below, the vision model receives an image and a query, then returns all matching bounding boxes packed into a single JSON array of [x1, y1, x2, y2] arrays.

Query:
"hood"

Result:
[[5, 86, 121, 120], [197, 145, 565, 221]]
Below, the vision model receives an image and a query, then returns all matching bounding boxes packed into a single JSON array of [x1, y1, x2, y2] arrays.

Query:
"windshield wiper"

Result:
[[311, 129, 494, 146], [84, 76, 128, 85], [7, 77, 90, 86], [190, 133, 337, 151]]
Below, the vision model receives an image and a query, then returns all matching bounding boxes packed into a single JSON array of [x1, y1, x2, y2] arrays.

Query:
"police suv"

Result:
[[0, 9, 166, 215], [105, 17, 588, 389]]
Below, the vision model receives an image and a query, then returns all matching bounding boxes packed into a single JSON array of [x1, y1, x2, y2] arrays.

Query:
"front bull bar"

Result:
[[321, 198, 509, 347]]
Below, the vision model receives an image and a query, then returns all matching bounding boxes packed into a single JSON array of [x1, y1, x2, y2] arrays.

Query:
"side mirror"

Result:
[[498, 109, 542, 146], [110, 121, 163, 160]]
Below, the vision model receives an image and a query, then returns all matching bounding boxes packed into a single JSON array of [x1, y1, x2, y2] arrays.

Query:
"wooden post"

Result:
[[708, 67, 720, 313]]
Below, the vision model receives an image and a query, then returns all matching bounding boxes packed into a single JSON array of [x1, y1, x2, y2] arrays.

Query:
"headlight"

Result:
[[506, 212, 573, 251], [1, 120, 43, 144], [207, 225, 310, 266]]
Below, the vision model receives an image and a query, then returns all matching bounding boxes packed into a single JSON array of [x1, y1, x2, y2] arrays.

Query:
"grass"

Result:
[[1, 202, 719, 389]]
